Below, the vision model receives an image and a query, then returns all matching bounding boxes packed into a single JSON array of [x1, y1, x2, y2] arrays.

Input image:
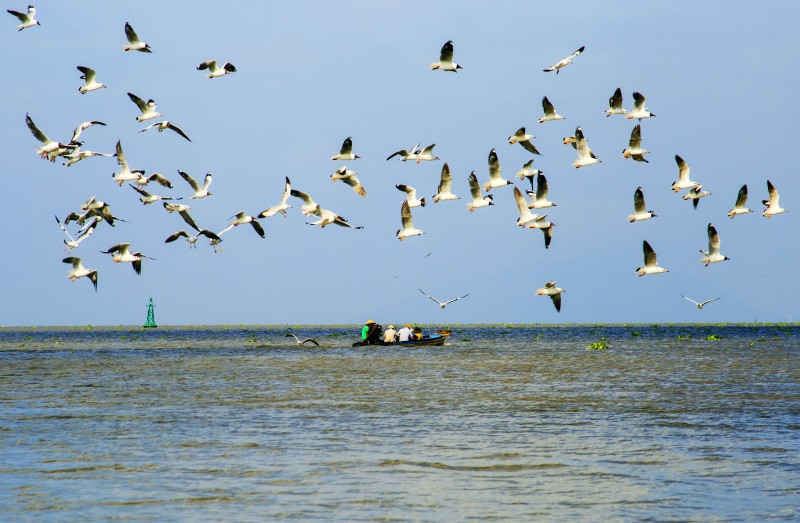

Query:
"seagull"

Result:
[[165, 229, 221, 249], [331, 137, 360, 161], [539, 96, 565, 123], [605, 87, 627, 117], [414, 144, 439, 163], [432, 163, 460, 203], [671, 155, 701, 192], [7, 5, 39, 31], [430, 40, 462, 72], [76, 66, 106, 94], [55, 215, 96, 251], [484, 148, 513, 191], [134, 172, 173, 189], [163, 202, 201, 232], [332, 166, 367, 197], [419, 289, 469, 309], [123, 22, 151, 52], [628, 186, 657, 222], [63, 257, 97, 291], [69, 120, 106, 144], [61, 144, 113, 167], [66, 202, 124, 228], [528, 215, 556, 249], [396, 184, 425, 207], [682, 295, 721, 310], [683, 184, 711, 209], [627, 91, 656, 120], [112, 141, 144, 186], [516, 159, 543, 191], [260, 177, 292, 218], [386, 143, 420, 162], [219, 212, 266, 238], [100, 243, 155, 275], [397, 200, 423, 240], [127, 92, 161, 122], [306, 205, 362, 229], [728, 184, 752, 218], [285, 333, 320, 346], [700, 223, 730, 266], [562, 134, 577, 149], [139, 120, 191, 142], [196, 60, 236, 78], [536, 281, 564, 312], [526, 174, 556, 209], [762, 180, 788, 218], [543, 46, 584, 74], [514, 187, 542, 227], [290, 188, 320, 216], [622, 124, 650, 162], [25, 114, 76, 161], [129, 185, 181, 205], [572, 127, 601, 168], [178, 170, 212, 199], [467, 171, 494, 212], [508, 127, 542, 155], [636, 240, 668, 276]]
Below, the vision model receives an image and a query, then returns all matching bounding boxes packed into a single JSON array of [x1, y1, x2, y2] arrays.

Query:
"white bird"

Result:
[[396, 184, 425, 207], [129, 185, 181, 205], [419, 289, 469, 309], [163, 202, 201, 232], [627, 91, 656, 120], [572, 127, 601, 168], [55, 215, 96, 251], [636, 240, 669, 276], [196, 60, 236, 78], [331, 137, 361, 161], [683, 184, 711, 209], [219, 212, 266, 238], [432, 163, 460, 203], [508, 127, 542, 155], [430, 40, 462, 72], [290, 189, 320, 216], [260, 177, 292, 218], [516, 159, 543, 191], [536, 281, 564, 312], [397, 201, 423, 240], [543, 46, 584, 74], [484, 148, 513, 191], [605, 87, 627, 117], [562, 134, 577, 149], [63, 257, 97, 291], [682, 295, 721, 310], [165, 229, 221, 249], [25, 114, 76, 161], [622, 124, 650, 162], [332, 166, 367, 197], [539, 96, 565, 123], [123, 22, 151, 52], [467, 171, 494, 212], [66, 204, 124, 228], [514, 187, 542, 227], [76, 66, 105, 94], [7, 5, 39, 31], [134, 172, 173, 189], [762, 180, 788, 218], [700, 223, 730, 266], [100, 243, 155, 275], [139, 120, 191, 142], [526, 174, 556, 209], [61, 144, 113, 167], [414, 144, 439, 163], [386, 143, 420, 162], [112, 141, 144, 186], [528, 215, 556, 249], [285, 333, 320, 346], [127, 92, 161, 122], [671, 155, 701, 193], [306, 205, 362, 229], [728, 184, 752, 218], [178, 170, 212, 199], [628, 186, 657, 222], [69, 120, 106, 144]]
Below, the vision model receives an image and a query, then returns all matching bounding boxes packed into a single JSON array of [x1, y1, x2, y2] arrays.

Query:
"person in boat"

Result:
[[361, 319, 383, 345], [383, 324, 397, 343], [412, 326, 423, 340], [398, 324, 413, 342]]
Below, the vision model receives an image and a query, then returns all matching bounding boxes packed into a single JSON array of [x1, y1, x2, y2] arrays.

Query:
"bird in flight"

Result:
[[419, 289, 469, 309], [543, 46, 584, 74], [285, 334, 320, 346], [681, 296, 721, 310]]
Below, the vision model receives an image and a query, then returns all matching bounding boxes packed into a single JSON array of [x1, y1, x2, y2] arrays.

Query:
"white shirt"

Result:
[[383, 328, 397, 343], [398, 327, 412, 342]]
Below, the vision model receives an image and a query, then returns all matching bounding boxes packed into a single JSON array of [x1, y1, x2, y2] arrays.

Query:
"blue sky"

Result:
[[2, 1, 799, 326]]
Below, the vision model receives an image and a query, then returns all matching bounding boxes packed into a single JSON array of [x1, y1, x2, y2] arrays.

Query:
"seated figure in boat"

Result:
[[383, 325, 397, 343], [360, 319, 384, 345]]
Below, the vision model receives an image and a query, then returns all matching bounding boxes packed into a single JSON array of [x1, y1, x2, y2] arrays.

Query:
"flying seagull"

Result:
[[539, 96, 565, 123], [331, 137, 360, 161], [762, 180, 788, 218], [728, 184, 752, 218], [260, 177, 292, 218], [63, 257, 97, 291], [628, 186, 657, 222], [636, 240, 668, 276], [100, 243, 155, 275], [165, 229, 221, 249], [514, 186, 542, 227], [69, 120, 106, 144], [528, 215, 556, 249], [306, 205, 362, 229], [386, 143, 420, 162], [62, 144, 113, 167], [219, 212, 266, 238], [197, 60, 236, 78], [467, 171, 493, 212], [396, 184, 425, 207], [627, 91, 656, 120], [55, 215, 96, 252], [134, 171, 173, 189], [526, 174, 556, 209], [572, 127, 601, 168], [129, 184, 181, 205], [25, 113, 76, 161], [285, 333, 320, 346], [536, 281, 564, 312], [699, 223, 730, 266], [7, 5, 39, 31], [622, 124, 650, 162], [123, 22, 151, 52], [77, 66, 106, 94], [419, 289, 469, 309], [163, 202, 201, 232], [112, 140, 144, 186], [508, 127, 542, 155], [139, 120, 191, 142], [432, 163, 459, 203], [516, 159, 543, 191], [681, 295, 721, 310], [484, 148, 513, 191], [178, 170, 212, 199], [543, 46, 584, 74], [397, 200, 423, 240], [671, 155, 701, 193], [430, 40, 462, 72], [332, 166, 367, 197], [127, 92, 161, 122], [683, 184, 711, 209], [605, 87, 627, 117]]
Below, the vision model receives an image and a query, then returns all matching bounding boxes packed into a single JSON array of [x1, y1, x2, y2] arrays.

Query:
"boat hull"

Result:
[[352, 333, 448, 347]]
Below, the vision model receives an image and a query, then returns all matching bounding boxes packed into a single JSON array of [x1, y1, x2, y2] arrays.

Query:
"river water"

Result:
[[1, 325, 798, 521]]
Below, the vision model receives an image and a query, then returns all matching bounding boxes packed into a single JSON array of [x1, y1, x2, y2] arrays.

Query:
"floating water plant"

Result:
[[586, 338, 609, 350], [705, 334, 722, 340], [630, 331, 642, 337], [678, 333, 692, 340]]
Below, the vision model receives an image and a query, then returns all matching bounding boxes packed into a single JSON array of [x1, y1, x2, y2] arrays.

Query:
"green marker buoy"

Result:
[[143, 297, 157, 328]]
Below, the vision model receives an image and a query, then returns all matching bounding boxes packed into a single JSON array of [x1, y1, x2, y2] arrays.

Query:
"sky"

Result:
[[2, 1, 799, 326]]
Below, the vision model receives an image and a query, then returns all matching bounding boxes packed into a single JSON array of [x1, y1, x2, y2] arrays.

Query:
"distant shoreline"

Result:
[[2, 323, 798, 330]]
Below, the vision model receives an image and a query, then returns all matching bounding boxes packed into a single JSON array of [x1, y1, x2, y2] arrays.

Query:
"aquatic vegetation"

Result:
[[678, 333, 692, 340], [705, 334, 722, 340], [586, 338, 609, 350], [630, 331, 642, 337]]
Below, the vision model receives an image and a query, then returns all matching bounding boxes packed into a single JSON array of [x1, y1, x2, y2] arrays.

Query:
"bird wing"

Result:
[[55, 215, 75, 243], [401, 200, 414, 229], [520, 140, 541, 155], [339, 137, 353, 155], [575, 128, 592, 160], [536, 174, 549, 201], [280, 177, 292, 204], [166, 122, 192, 142], [343, 175, 366, 196], [707, 223, 721, 254], [197, 230, 221, 241], [250, 219, 266, 238], [675, 155, 690, 181], [165, 230, 190, 243], [629, 124, 642, 148], [734, 184, 748, 208], [129, 184, 152, 198], [77, 66, 97, 84], [178, 210, 200, 232], [488, 149, 501, 181], [700, 298, 721, 307], [468, 171, 481, 200], [438, 163, 452, 193], [25, 114, 51, 144], [223, 62, 236, 72], [63, 257, 82, 269], [179, 170, 200, 191], [148, 172, 173, 188], [439, 40, 454, 63], [632, 91, 646, 112], [290, 189, 316, 207], [124, 22, 141, 44], [421, 144, 436, 154], [197, 60, 216, 71], [396, 184, 415, 198], [513, 187, 529, 217], [444, 293, 470, 306], [7, 9, 29, 22], [551, 293, 562, 312], [767, 180, 779, 206], [643, 240, 657, 267], [127, 92, 148, 112], [542, 96, 555, 117], [201, 173, 213, 191], [633, 186, 646, 214], [114, 140, 128, 169], [419, 288, 443, 306], [386, 150, 406, 161], [609, 87, 623, 110], [572, 46, 585, 57], [541, 224, 554, 249], [681, 295, 700, 306]]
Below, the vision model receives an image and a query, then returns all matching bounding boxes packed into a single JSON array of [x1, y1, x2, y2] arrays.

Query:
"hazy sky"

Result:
[[2, 1, 799, 326]]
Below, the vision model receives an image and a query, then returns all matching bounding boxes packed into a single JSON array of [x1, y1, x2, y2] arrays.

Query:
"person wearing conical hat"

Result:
[[361, 319, 376, 341]]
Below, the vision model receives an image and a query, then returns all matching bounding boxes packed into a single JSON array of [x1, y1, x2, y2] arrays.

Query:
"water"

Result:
[[1, 325, 798, 521]]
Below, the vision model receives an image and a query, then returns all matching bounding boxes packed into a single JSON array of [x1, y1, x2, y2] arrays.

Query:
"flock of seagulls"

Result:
[[11, 7, 790, 318]]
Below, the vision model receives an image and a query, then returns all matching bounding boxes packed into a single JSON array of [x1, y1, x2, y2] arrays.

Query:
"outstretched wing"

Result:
[[25, 114, 51, 144], [633, 186, 646, 214], [127, 92, 148, 112], [439, 40, 454, 63]]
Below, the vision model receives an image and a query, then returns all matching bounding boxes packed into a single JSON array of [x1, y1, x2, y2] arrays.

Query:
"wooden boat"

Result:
[[352, 332, 449, 347]]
